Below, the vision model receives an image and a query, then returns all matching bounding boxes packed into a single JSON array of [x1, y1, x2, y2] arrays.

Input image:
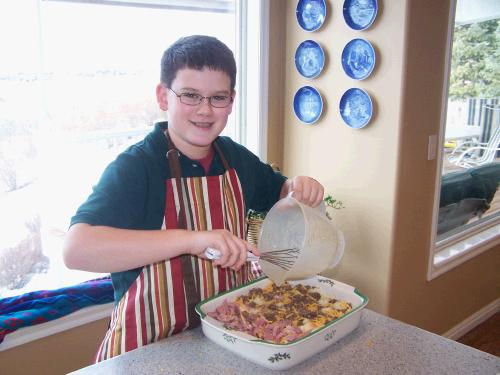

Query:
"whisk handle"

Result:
[[204, 247, 260, 262]]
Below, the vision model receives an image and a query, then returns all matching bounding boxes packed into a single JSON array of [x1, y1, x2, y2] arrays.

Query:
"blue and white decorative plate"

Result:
[[341, 38, 375, 80], [295, 40, 325, 79], [296, 0, 327, 32], [343, 0, 378, 31], [339, 88, 373, 129], [294, 86, 323, 125]]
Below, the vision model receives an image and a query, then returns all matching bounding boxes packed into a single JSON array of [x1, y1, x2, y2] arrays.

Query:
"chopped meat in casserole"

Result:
[[207, 282, 352, 344]]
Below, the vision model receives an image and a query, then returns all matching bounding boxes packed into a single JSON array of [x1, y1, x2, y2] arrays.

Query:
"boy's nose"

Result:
[[196, 98, 213, 113]]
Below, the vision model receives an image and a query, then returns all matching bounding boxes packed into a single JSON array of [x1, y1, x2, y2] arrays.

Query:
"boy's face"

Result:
[[156, 67, 235, 159]]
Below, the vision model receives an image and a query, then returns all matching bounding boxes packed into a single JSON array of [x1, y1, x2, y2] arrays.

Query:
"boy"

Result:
[[63, 35, 324, 361]]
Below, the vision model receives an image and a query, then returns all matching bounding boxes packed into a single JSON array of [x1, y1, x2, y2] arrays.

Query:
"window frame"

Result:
[[235, 0, 270, 160], [0, 0, 271, 347], [427, 0, 500, 280]]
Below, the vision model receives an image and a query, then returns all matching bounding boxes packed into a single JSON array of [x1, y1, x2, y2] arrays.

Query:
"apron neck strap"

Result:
[[213, 140, 231, 171], [165, 130, 187, 229]]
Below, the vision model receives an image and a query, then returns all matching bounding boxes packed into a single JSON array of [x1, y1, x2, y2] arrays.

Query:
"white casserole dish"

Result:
[[195, 275, 368, 370]]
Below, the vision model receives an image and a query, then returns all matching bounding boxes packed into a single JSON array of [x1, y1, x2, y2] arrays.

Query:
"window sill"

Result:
[[428, 221, 500, 280], [0, 302, 113, 352]]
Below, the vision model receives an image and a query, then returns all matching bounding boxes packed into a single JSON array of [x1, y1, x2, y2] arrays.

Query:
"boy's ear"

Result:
[[156, 83, 168, 111]]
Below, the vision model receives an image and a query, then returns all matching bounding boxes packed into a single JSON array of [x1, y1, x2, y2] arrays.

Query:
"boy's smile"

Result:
[[157, 68, 235, 160]]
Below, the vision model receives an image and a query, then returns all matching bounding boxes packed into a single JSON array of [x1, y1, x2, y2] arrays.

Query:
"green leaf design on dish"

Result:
[[222, 333, 237, 344], [324, 329, 337, 341], [268, 352, 291, 363], [317, 278, 335, 287]]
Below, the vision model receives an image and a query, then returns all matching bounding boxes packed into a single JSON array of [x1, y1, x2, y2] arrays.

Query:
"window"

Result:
[[430, 0, 500, 278], [0, 0, 267, 298]]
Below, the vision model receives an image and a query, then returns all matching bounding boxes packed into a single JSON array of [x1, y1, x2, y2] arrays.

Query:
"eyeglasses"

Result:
[[168, 87, 233, 108]]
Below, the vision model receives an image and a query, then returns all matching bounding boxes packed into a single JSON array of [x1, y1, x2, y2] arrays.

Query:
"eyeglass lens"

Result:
[[180, 93, 231, 108]]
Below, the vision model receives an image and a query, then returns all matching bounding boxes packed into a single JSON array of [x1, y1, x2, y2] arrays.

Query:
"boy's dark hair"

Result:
[[161, 35, 237, 91]]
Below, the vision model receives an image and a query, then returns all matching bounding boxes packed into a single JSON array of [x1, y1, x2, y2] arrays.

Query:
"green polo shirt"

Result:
[[70, 121, 286, 302]]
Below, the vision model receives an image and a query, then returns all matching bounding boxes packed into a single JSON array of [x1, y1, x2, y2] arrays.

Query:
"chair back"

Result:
[[478, 124, 500, 164]]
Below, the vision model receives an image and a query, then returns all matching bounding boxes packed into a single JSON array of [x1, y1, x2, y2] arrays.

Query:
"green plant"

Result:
[[324, 194, 345, 220]]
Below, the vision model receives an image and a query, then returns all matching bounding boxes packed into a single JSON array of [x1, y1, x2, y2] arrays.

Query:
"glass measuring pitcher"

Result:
[[258, 194, 345, 285]]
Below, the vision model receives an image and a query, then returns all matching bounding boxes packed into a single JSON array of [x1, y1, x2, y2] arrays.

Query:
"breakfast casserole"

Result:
[[207, 282, 353, 344]]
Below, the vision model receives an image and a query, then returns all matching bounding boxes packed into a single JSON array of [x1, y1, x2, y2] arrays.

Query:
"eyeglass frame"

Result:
[[167, 87, 234, 108]]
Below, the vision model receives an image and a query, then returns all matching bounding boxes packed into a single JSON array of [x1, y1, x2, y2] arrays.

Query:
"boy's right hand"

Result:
[[189, 229, 259, 271]]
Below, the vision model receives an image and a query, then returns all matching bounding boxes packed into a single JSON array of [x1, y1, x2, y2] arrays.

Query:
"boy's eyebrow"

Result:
[[178, 86, 232, 95]]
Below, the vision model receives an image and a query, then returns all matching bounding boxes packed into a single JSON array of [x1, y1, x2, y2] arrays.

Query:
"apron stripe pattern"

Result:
[[95, 146, 258, 362]]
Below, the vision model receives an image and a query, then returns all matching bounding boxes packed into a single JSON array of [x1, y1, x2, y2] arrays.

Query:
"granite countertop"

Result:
[[70, 309, 500, 375]]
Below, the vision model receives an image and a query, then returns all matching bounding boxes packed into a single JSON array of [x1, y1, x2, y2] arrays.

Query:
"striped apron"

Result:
[[95, 134, 260, 361]]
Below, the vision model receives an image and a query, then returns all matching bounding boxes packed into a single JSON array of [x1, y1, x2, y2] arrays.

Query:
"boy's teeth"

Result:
[[194, 122, 211, 128]]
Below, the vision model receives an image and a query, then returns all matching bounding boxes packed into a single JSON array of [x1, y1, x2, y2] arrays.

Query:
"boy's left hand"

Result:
[[280, 176, 324, 207]]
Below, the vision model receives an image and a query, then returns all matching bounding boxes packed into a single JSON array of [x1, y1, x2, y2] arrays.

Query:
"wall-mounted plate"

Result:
[[341, 38, 375, 80], [343, 0, 378, 31], [295, 40, 325, 78], [294, 86, 324, 125], [296, 0, 327, 32], [339, 88, 373, 129]]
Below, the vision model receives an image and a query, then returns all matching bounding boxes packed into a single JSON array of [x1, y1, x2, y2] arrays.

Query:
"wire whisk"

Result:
[[256, 247, 300, 270], [204, 247, 300, 271]]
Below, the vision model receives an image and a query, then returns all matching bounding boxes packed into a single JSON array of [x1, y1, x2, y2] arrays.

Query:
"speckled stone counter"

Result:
[[69, 310, 500, 375]]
